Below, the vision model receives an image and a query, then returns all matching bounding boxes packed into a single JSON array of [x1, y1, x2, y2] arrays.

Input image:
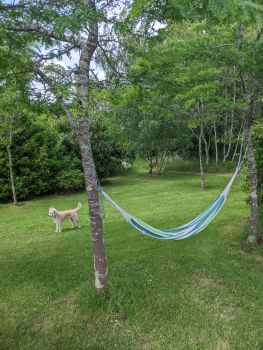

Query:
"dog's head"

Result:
[[48, 208, 57, 218]]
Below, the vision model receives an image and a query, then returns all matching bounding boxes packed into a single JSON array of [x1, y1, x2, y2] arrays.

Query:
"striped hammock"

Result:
[[100, 165, 241, 240]]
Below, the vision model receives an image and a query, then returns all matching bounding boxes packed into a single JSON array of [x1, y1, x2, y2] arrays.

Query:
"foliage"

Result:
[[56, 169, 85, 192], [0, 110, 121, 201], [253, 119, 263, 215], [90, 117, 122, 179], [0, 112, 77, 200]]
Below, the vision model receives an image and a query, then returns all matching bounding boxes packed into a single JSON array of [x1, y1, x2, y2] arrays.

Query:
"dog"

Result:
[[48, 203, 82, 233]]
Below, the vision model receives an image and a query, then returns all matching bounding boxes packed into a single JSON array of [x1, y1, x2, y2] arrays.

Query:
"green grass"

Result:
[[1, 170, 263, 350]]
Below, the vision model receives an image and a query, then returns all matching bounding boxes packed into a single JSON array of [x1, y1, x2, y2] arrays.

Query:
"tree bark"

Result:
[[76, 0, 108, 291], [202, 131, 209, 165], [158, 151, 167, 175], [78, 119, 107, 291], [214, 121, 219, 163], [199, 126, 205, 191], [6, 116, 17, 205], [148, 154, 153, 175], [155, 154, 159, 175], [223, 82, 236, 162], [232, 120, 244, 161], [7, 144, 17, 205], [223, 115, 228, 162], [245, 100, 259, 243]]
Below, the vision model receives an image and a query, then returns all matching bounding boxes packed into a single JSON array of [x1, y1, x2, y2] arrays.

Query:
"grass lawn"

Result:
[[1, 170, 263, 350]]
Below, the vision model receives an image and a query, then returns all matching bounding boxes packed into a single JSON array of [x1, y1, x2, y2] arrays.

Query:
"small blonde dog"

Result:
[[48, 203, 82, 233]]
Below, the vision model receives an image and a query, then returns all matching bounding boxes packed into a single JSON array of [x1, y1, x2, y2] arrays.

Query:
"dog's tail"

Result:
[[77, 202, 82, 210]]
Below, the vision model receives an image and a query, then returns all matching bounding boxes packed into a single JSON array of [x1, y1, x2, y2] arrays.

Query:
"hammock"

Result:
[[100, 165, 240, 240], [99, 134, 246, 240]]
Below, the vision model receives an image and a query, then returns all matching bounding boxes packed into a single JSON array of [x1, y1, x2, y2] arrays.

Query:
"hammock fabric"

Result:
[[100, 165, 241, 240]]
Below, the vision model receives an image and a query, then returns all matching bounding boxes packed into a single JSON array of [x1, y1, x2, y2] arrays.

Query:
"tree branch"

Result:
[[34, 67, 77, 130], [8, 23, 81, 47]]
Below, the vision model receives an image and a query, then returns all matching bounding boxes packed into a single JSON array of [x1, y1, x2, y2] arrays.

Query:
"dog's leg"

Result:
[[70, 218, 75, 229], [75, 214, 81, 228], [55, 218, 61, 233], [72, 215, 81, 228]]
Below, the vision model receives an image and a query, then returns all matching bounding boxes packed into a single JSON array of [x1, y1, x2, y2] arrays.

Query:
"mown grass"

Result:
[[1, 170, 263, 350]]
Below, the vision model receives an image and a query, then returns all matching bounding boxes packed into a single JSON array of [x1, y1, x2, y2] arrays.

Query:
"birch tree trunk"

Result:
[[232, 120, 244, 161], [202, 131, 209, 165], [157, 151, 167, 175], [199, 126, 205, 191], [223, 82, 236, 162], [7, 144, 17, 205], [149, 156, 153, 175], [155, 154, 159, 175], [7, 116, 17, 205], [147, 153, 153, 175], [214, 121, 219, 163]]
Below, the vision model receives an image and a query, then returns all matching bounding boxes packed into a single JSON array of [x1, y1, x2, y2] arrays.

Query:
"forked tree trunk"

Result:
[[78, 118, 107, 291]]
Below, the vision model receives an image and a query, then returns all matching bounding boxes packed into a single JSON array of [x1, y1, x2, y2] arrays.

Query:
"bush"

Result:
[[0, 114, 83, 201], [90, 118, 122, 179], [56, 169, 85, 192], [0, 113, 122, 201]]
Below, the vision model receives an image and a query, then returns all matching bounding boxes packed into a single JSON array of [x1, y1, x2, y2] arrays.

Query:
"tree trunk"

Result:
[[199, 126, 205, 191], [223, 115, 228, 162], [245, 100, 259, 243], [148, 153, 153, 175], [6, 144, 17, 205], [200, 123, 209, 165], [232, 120, 244, 161], [77, 1, 107, 291], [223, 86, 228, 162], [214, 121, 219, 163], [76, 0, 108, 291], [155, 154, 159, 175], [202, 133, 209, 165], [78, 119, 108, 291], [223, 84, 235, 162], [157, 151, 167, 175]]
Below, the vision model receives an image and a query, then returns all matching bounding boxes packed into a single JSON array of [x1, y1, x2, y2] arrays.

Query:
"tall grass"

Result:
[[165, 156, 237, 173]]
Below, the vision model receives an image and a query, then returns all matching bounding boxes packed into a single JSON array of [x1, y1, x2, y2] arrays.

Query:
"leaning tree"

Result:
[[0, 0, 131, 292]]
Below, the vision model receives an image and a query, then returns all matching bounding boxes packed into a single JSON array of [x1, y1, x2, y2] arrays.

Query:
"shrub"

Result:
[[56, 169, 85, 192]]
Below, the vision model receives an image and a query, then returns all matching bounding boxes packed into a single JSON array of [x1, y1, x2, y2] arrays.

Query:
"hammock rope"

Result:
[[100, 140, 246, 240]]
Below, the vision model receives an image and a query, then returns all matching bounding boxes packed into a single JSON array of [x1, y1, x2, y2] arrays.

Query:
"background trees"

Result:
[[0, 0, 262, 292]]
